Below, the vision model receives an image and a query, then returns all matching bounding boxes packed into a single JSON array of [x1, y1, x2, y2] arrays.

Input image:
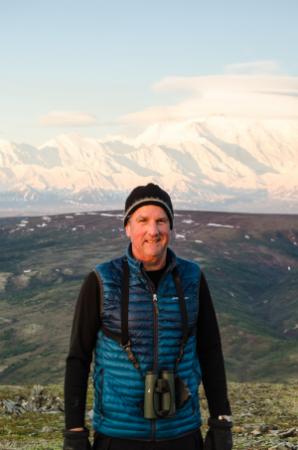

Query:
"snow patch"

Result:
[[182, 219, 194, 224], [207, 223, 234, 229], [100, 213, 123, 218]]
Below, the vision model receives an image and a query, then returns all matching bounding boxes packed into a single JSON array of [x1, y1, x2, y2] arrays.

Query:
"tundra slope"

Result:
[[0, 210, 297, 384]]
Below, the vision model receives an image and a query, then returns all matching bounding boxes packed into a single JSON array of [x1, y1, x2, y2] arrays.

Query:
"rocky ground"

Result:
[[0, 382, 297, 450]]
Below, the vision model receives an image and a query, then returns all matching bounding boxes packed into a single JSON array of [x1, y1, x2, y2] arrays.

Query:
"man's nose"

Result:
[[147, 221, 159, 235]]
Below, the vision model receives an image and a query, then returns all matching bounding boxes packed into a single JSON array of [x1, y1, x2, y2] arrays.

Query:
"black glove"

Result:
[[63, 428, 91, 450], [204, 418, 233, 450]]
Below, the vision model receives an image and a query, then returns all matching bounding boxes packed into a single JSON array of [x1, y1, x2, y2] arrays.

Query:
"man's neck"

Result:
[[145, 264, 167, 290], [143, 260, 166, 271]]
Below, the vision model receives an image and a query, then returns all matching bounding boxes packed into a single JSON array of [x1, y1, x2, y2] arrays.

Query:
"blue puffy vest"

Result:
[[92, 245, 202, 440]]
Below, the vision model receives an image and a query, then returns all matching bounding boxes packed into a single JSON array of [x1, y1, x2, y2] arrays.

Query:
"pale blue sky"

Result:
[[1, 0, 297, 145]]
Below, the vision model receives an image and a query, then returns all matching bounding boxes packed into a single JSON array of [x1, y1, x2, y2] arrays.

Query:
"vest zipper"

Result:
[[140, 269, 159, 373], [142, 266, 173, 440], [142, 269, 159, 440], [152, 291, 158, 440], [152, 293, 159, 315], [152, 292, 159, 371]]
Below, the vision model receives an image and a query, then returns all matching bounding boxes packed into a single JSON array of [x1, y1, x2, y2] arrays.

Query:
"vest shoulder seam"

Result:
[[92, 269, 104, 320]]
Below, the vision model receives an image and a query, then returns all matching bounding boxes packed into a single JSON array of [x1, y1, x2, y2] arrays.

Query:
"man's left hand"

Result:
[[63, 428, 91, 450], [204, 417, 233, 450]]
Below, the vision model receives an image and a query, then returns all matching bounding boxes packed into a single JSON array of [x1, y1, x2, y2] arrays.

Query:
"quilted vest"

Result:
[[92, 245, 202, 440]]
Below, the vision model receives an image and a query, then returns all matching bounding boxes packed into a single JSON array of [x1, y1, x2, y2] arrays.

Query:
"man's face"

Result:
[[125, 204, 171, 270]]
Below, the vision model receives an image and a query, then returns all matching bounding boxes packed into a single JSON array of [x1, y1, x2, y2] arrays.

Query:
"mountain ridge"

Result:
[[0, 117, 297, 214]]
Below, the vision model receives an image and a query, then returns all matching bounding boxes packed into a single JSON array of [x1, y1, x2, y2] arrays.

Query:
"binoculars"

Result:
[[144, 370, 176, 419]]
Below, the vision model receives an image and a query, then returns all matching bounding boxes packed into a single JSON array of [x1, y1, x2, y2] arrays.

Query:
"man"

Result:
[[63, 183, 232, 450]]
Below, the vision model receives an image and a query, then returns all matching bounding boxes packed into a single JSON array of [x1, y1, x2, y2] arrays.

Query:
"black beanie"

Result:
[[124, 183, 174, 229]]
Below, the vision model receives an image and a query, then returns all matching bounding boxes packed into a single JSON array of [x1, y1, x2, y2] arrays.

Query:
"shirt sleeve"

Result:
[[64, 271, 101, 429], [197, 271, 232, 417]]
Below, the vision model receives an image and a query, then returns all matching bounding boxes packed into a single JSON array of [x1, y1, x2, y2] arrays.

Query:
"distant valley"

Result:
[[0, 209, 297, 384]]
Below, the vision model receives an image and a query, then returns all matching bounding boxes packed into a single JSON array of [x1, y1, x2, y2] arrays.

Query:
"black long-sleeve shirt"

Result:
[[64, 270, 231, 429]]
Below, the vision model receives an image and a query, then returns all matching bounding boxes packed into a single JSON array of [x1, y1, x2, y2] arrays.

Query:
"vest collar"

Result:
[[125, 243, 177, 274]]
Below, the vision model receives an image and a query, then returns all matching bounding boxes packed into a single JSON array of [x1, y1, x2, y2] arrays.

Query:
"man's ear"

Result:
[[125, 222, 131, 239]]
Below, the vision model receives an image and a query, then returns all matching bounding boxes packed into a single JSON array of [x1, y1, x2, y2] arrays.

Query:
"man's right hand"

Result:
[[63, 428, 91, 450]]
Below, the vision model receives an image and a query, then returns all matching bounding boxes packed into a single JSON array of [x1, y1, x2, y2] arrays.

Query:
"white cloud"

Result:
[[40, 111, 97, 127], [120, 69, 298, 126], [224, 60, 281, 75], [153, 74, 298, 95]]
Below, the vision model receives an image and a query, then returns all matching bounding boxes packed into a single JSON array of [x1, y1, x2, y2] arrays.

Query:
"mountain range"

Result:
[[0, 117, 298, 214]]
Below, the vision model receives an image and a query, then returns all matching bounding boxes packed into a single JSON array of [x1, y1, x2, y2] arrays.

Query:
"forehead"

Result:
[[130, 204, 168, 220]]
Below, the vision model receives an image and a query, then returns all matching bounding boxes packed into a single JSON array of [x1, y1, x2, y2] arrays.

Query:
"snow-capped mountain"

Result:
[[1, 117, 298, 214]]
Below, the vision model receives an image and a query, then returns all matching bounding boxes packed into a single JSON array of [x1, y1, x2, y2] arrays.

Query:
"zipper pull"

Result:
[[153, 293, 159, 315]]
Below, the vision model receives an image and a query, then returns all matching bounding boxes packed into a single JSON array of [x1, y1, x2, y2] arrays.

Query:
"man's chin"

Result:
[[143, 250, 166, 263], [144, 252, 160, 260], [144, 245, 164, 256]]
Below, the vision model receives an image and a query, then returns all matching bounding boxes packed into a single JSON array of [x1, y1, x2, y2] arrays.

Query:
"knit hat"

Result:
[[124, 183, 174, 229]]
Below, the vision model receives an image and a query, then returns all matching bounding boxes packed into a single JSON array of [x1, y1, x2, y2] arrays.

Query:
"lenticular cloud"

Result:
[[121, 73, 298, 125]]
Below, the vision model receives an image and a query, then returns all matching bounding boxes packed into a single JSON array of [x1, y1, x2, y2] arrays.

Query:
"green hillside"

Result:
[[0, 210, 297, 384]]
